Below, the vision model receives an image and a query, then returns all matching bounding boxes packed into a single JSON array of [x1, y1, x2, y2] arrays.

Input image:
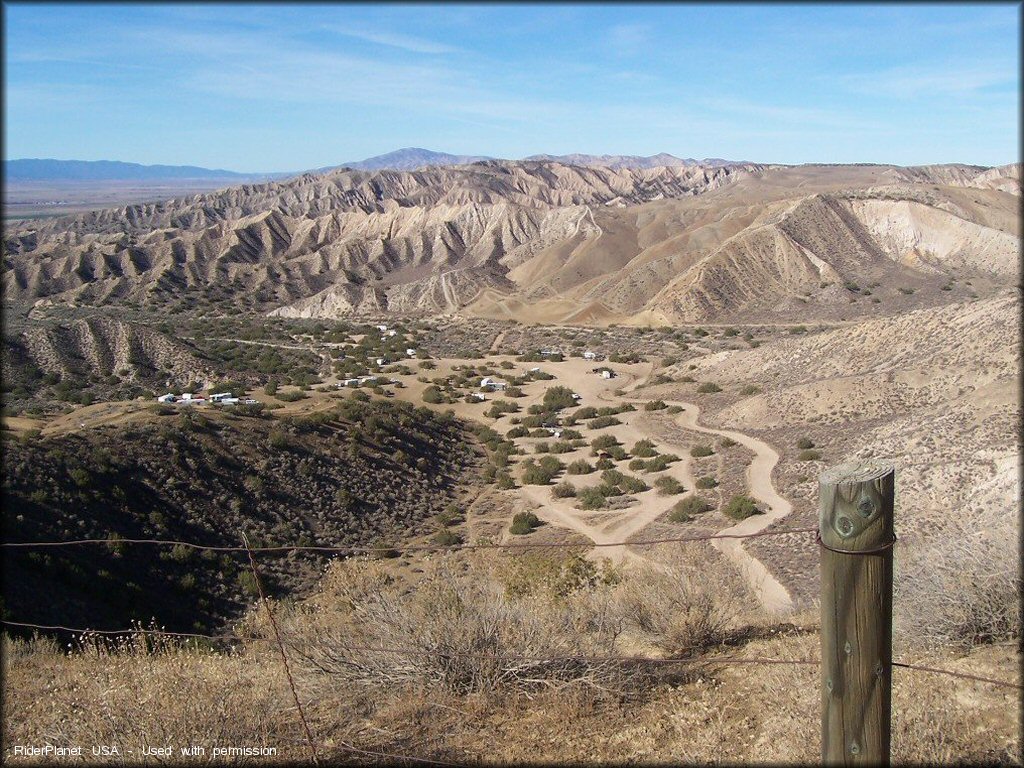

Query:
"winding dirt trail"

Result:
[[667, 401, 795, 615]]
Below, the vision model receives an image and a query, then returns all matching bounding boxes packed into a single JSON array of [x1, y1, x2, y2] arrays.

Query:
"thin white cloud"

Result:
[[607, 23, 651, 56], [840, 62, 1017, 98], [321, 24, 461, 55]]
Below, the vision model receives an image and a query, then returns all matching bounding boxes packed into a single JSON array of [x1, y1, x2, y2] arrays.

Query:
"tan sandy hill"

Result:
[[664, 291, 1019, 543], [3, 161, 1018, 323]]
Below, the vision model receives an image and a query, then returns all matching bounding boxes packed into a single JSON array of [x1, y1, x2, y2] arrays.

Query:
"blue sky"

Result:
[[3, 3, 1019, 171]]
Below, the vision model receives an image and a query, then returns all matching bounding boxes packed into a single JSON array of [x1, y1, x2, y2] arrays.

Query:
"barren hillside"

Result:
[[3, 162, 1017, 323]]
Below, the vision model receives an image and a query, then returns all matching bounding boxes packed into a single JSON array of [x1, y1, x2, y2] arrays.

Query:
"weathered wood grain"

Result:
[[819, 460, 895, 765]]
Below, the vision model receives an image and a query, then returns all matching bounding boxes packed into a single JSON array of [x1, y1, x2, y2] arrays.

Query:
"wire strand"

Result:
[[242, 533, 320, 765], [0, 526, 818, 555]]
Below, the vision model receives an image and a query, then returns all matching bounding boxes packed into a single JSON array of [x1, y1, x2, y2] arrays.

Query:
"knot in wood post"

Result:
[[819, 460, 895, 766]]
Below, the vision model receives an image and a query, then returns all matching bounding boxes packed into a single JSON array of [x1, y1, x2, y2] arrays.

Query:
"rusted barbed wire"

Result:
[[891, 661, 1022, 692], [0, 526, 818, 555], [7, 617, 1018, 691], [242, 532, 320, 765]]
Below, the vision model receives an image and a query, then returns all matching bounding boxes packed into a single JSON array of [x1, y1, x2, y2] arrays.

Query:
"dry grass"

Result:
[[895, 499, 1020, 649], [3, 554, 1019, 765]]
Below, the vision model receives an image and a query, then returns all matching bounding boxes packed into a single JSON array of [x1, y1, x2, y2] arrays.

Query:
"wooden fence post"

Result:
[[819, 460, 895, 766]]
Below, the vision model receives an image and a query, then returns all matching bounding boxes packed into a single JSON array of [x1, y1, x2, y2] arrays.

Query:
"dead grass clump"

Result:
[[895, 502, 1020, 649], [618, 545, 754, 656], [277, 557, 644, 697]]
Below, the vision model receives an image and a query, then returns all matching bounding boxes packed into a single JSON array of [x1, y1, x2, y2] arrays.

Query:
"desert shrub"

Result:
[[619, 475, 648, 494], [267, 430, 291, 450], [620, 548, 748, 655], [506, 426, 529, 439], [520, 456, 564, 485], [590, 434, 619, 452], [654, 476, 684, 496], [696, 476, 719, 489], [628, 458, 646, 471], [542, 386, 577, 411], [285, 560, 639, 696], [485, 400, 519, 419], [422, 386, 444, 404], [587, 415, 620, 429], [719, 437, 738, 448], [605, 445, 628, 461], [509, 511, 541, 535], [671, 496, 712, 521], [600, 468, 624, 486], [690, 444, 714, 458], [551, 481, 577, 499], [723, 495, 761, 520], [275, 390, 307, 402], [566, 459, 594, 475], [573, 406, 599, 420], [895, 503, 1019, 648], [696, 383, 722, 393], [666, 405, 683, 414], [631, 439, 657, 457], [432, 530, 464, 547], [577, 488, 608, 510], [594, 457, 615, 470], [798, 449, 822, 461], [738, 384, 761, 396], [644, 400, 668, 411], [796, 437, 815, 449], [534, 442, 550, 454], [549, 441, 573, 454]]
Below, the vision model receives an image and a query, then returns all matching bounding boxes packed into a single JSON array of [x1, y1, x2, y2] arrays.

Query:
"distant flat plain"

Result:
[[2, 179, 251, 220]]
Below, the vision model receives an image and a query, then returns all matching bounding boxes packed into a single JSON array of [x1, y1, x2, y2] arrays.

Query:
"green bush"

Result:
[[696, 476, 718, 489], [587, 415, 621, 429], [644, 400, 668, 411], [690, 444, 714, 458], [632, 439, 657, 457], [600, 468, 624, 486], [552, 481, 577, 499], [798, 449, 822, 461], [433, 530, 464, 546], [654, 476, 684, 496], [739, 384, 760, 396], [724, 495, 761, 521], [696, 383, 722, 393], [510, 511, 541, 535], [669, 495, 712, 522], [578, 488, 608, 510], [566, 459, 594, 475], [796, 437, 815, 449], [542, 386, 578, 411], [620, 475, 648, 494]]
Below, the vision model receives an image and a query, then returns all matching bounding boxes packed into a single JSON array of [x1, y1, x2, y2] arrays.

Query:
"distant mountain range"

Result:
[[523, 153, 739, 169], [329, 148, 494, 172], [5, 149, 745, 183], [2, 158, 276, 183], [330, 148, 742, 172]]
